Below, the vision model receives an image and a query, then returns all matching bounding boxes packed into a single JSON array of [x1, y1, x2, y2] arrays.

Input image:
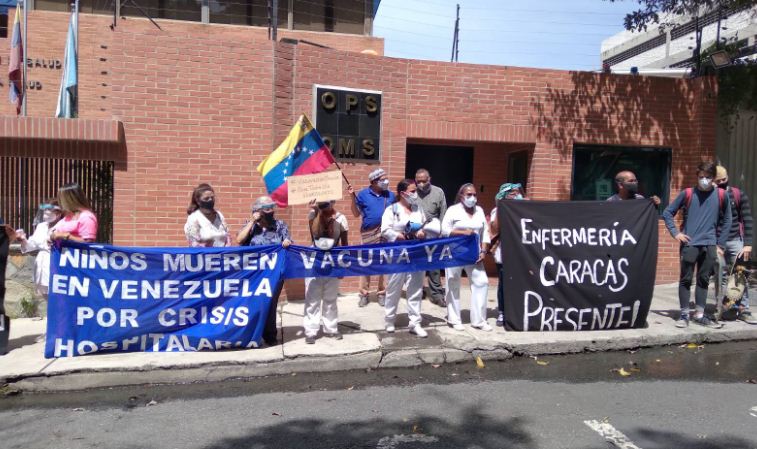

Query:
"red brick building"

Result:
[[0, 8, 718, 296]]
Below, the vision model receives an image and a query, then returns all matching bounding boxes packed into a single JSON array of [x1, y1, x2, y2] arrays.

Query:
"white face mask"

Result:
[[42, 210, 59, 223], [698, 177, 713, 190], [378, 179, 390, 190], [404, 192, 418, 205], [463, 196, 477, 208]]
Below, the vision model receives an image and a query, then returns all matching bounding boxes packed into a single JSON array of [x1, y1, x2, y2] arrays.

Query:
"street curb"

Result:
[[6, 326, 756, 392]]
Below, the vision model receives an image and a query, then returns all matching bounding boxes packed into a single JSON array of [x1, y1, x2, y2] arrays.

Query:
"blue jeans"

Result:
[[720, 238, 750, 310]]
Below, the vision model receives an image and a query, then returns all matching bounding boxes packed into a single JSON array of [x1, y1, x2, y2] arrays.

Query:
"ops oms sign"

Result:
[[314, 85, 382, 163]]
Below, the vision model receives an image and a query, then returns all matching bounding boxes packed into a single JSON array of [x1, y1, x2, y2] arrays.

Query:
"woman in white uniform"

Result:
[[303, 200, 349, 344], [381, 179, 436, 338], [442, 183, 491, 331], [16, 201, 63, 312]]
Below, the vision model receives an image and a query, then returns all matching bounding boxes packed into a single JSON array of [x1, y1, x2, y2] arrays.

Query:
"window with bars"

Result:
[[0, 157, 115, 243]]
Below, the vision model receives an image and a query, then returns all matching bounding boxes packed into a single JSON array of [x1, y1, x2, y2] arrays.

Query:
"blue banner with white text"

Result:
[[45, 236, 478, 357], [45, 242, 287, 358], [284, 235, 479, 279]]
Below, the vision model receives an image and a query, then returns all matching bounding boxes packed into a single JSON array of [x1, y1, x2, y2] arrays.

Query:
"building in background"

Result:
[[0, 4, 719, 295], [601, 5, 757, 71]]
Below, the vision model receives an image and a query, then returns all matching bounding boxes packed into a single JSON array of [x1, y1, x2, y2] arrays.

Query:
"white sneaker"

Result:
[[386, 324, 395, 333], [473, 322, 493, 332], [451, 323, 465, 331], [410, 325, 428, 338]]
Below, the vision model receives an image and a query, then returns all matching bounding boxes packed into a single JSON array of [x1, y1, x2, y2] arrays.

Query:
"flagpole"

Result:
[[21, 0, 27, 116], [74, 0, 78, 117]]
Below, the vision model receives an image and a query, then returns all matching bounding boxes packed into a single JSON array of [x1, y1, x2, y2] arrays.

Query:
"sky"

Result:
[[373, 0, 637, 71]]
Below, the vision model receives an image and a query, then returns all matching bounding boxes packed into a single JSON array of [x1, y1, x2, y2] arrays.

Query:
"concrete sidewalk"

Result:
[[2, 283, 756, 392]]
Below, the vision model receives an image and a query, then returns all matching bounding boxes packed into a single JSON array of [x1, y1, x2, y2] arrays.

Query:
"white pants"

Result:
[[445, 263, 489, 326], [304, 277, 340, 337], [385, 271, 424, 327]]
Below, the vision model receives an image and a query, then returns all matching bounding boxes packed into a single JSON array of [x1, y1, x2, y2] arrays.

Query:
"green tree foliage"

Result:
[[607, 0, 756, 32], [607, 0, 757, 114]]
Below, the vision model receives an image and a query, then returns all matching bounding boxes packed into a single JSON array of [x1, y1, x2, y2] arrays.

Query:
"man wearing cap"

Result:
[[714, 165, 755, 324], [347, 168, 395, 307], [415, 168, 447, 307], [606, 170, 661, 206]]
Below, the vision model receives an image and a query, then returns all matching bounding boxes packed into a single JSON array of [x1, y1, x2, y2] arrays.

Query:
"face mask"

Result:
[[199, 199, 215, 210], [261, 211, 275, 221], [717, 182, 728, 189], [318, 202, 332, 210], [698, 178, 712, 190], [417, 182, 430, 193], [379, 179, 390, 191], [42, 210, 59, 223], [622, 182, 639, 194], [514, 194, 523, 200], [314, 237, 335, 250], [463, 196, 477, 208], [404, 192, 418, 205]]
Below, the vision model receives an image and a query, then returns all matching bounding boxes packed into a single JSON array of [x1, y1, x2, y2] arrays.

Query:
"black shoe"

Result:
[[377, 295, 386, 307], [431, 296, 446, 307], [496, 312, 504, 327], [305, 336, 316, 344]]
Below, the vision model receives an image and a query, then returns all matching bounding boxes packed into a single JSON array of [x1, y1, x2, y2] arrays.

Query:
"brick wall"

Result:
[[0, 11, 718, 291]]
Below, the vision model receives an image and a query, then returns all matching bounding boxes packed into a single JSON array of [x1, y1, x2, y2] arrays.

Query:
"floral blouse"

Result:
[[184, 210, 232, 247], [241, 219, 291, 246]]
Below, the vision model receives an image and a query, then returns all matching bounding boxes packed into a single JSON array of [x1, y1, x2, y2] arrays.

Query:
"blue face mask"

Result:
[[514, 194, 523, 200]]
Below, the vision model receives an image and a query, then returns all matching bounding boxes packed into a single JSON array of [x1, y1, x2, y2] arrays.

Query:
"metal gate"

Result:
[[0, 157, 114, 243]]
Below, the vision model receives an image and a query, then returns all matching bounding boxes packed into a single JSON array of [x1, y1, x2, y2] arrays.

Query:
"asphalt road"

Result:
[[2, 341, 757, 449]]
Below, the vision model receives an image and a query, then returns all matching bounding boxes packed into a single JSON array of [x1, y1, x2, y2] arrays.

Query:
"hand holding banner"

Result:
[[498, 200, 658, 331]]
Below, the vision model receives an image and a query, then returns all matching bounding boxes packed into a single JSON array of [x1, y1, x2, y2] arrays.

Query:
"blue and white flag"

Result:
[[55, 9, 77, 118]]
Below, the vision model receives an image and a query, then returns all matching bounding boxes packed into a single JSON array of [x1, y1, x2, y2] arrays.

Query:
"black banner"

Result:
[[498, 200, 658, 331]]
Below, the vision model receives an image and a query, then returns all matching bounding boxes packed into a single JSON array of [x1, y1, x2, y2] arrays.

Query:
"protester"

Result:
[[442, 183, 491, 331], [381, 179, 436, 338], [489, 183, 527, 327], [714, 165, 755, 324], [184, 183, 231, 247], [16, 201, 63, 310], [606, 170, 661, 206], [303, 200, 349, 344], [0, 218, 13, 355], [236, 196, 292, 248], [415, 168, 447, 307], [51, 183, 99, 243], [663, 162, 732, 328], [347, 168, 395, 307], [236, 195, 292, 346]]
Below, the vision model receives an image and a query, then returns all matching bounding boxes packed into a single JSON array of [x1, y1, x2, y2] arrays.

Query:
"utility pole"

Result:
[[693, 13, 702, 75], [450, 3, 459, 62], [271, 0, 279, 42]]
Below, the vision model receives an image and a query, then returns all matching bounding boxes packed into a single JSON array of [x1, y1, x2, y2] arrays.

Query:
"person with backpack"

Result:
[[714, 165, 755, 324], [663, 162, 732, 328]]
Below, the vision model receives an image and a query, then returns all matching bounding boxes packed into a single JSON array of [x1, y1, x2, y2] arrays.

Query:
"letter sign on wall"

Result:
[[314, 85, 381, 163]]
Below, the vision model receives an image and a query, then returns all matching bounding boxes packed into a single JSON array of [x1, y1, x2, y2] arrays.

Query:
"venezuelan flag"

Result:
[[8, 4, 23, 115], [257, 115, 335, 206]]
